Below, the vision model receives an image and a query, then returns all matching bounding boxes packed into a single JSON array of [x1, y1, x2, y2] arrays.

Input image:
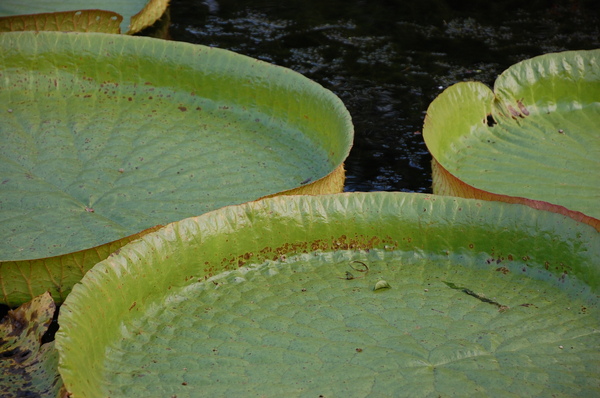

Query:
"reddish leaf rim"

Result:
[[432, 159, 600, 232]]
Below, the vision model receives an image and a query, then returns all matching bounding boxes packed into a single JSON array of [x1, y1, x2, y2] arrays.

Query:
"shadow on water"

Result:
[[167, 0, 600, 193]]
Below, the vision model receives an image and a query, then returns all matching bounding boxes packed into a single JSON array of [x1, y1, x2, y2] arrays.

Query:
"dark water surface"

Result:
[[171, 1, 599, 193]]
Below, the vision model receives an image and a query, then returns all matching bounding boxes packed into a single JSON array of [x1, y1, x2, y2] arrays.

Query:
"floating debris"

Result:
[[443, 281, 509, 311], [338, 260, 369, 280]]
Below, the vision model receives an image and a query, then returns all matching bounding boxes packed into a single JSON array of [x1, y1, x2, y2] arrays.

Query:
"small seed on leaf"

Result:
[[373, 280, 391, 291]]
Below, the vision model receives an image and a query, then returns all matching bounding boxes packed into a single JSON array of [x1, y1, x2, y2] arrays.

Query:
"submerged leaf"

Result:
[[0, 292, 62, 397]]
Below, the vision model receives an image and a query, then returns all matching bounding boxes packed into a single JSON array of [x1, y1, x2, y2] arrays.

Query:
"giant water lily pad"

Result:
[[0, 9, 123, 34], [0, 31, 353, 305], [56, 192, 599, 397], [423, 49, 600, 230], [0, 0, 168, 34]]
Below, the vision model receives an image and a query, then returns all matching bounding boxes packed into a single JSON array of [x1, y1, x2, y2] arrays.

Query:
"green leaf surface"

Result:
[[0, 31, 352, 305], [423, 50, 600, 222], [0, 292, 62, 397], [0, 0, 167, 34], [56, 192, 600, 397]]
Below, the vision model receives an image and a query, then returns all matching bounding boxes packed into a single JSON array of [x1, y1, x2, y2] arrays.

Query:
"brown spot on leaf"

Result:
[[507, 104, 520, 118], [517, 99, 529, 116]]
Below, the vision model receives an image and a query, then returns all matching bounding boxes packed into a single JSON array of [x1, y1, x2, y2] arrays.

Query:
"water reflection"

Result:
[[168, 0, 599, 193]]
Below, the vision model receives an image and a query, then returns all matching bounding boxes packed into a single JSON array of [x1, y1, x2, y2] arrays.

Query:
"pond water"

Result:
[[168, 0, 599, 193]]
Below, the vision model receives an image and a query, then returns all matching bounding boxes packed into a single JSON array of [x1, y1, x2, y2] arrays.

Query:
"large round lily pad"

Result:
[[0, 31, 353, 305], [0, 9, 123, 34], [56, 192, 599, 397], [423, 49, 599, 230]]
